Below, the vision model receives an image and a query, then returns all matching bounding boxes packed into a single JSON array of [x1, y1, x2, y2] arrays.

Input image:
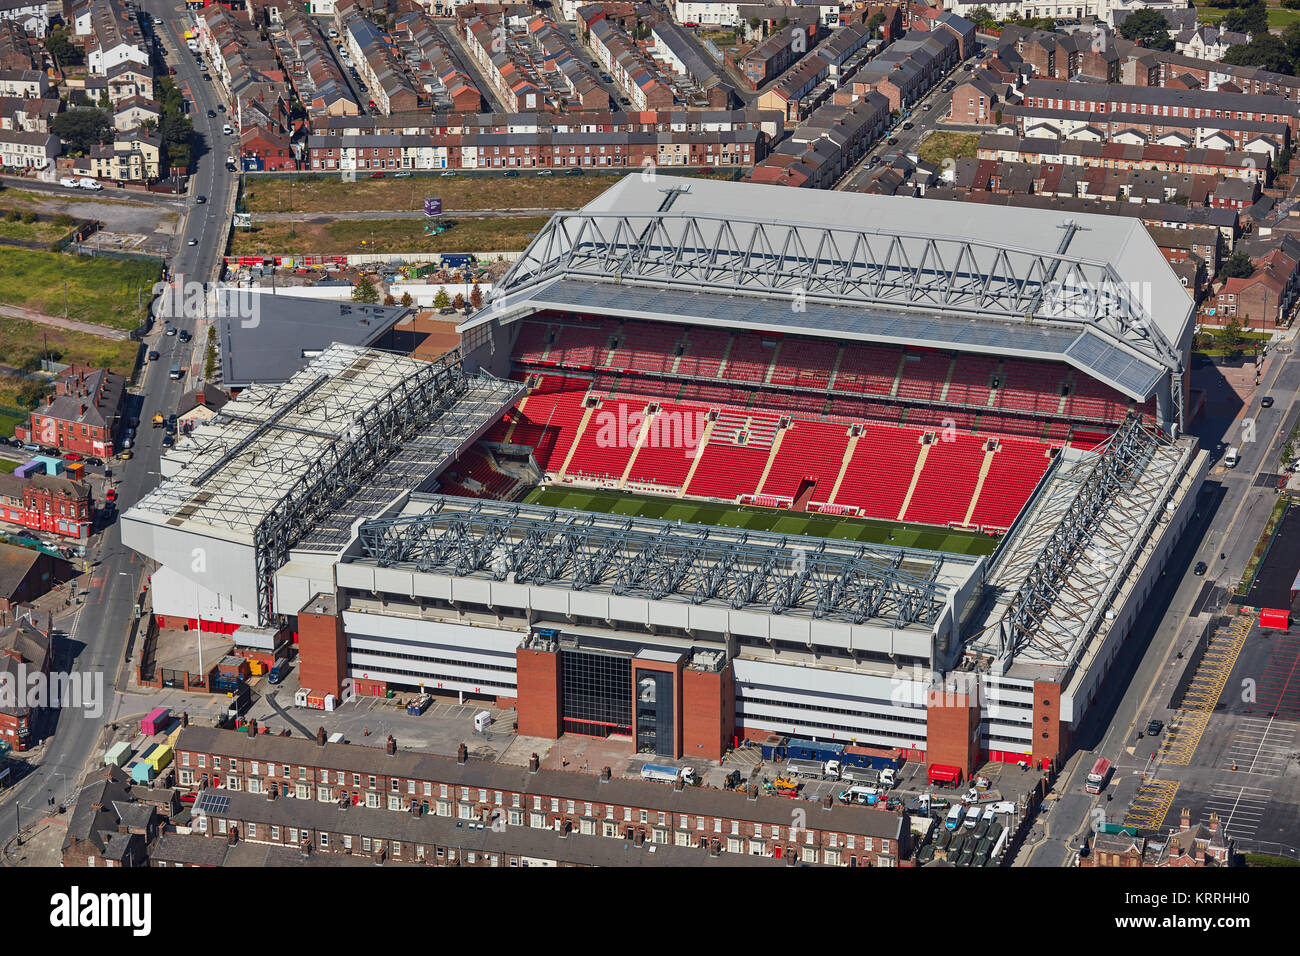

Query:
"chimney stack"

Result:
[[386, 735, 397, 755], [457, 743, 468, 764], [248, 719, 258, 736], [600, 766, 611, 782], [1180, 807, 1191, 830], [1208, 812, 1219, 833], [822, 794, 834, 810], [528, 753, 540, 773], [181, 712, 189, 728], [317, 726, 327, 746]]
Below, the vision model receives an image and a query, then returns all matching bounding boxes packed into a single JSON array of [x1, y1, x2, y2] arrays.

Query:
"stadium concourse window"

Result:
[[560, 648, 633, 738]]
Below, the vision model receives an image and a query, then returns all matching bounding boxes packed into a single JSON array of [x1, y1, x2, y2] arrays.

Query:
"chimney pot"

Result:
[[317, 726, 327, 746], [457, 743, 468, 764], [386, 735, 397, 755]]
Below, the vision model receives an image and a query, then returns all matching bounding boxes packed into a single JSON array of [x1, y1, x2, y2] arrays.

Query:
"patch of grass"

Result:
[[0, 249, 160, 330], [1199, 5, 1300, 27], [243, 173, 622, 215], [0, 214, 72, 244], [0, 321, 139, 380], [522, 486, 999, 556], [229, 216, 550, 257], [1237, 496, 1291, 597], [916, 131, 980, 166], [1244, 852, 1300, 866], [0, 460, 16, 474]]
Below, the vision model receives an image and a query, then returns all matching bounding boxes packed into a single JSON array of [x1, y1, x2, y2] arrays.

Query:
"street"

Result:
[[0, 0, 234, 851]]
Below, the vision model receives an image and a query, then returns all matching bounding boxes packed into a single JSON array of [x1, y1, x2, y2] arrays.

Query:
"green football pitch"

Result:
[[522, 486, 1000, 556]]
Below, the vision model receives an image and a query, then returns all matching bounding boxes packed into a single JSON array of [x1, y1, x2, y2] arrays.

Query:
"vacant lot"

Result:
[[916, 131, 980, 167], [0, 249, 160, 330], [229, 215, 549, 257], [0, 214, 75, 244], [525, 486, 999, 556], [0, 320, 139, 384], [243, 173, 627, 215]]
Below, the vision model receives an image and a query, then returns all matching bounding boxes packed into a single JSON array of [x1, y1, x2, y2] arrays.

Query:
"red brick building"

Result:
[[1082, 808, 1232, 867], [0, 471, 93, 539], [14, 364, 125, 457], [0, 606, 51, 752]]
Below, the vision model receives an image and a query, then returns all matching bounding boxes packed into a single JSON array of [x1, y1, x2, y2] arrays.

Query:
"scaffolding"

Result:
[[128, 345, 524, 623]]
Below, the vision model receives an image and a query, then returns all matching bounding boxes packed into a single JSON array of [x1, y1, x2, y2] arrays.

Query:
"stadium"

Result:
[[122, 176, 1210, 777]]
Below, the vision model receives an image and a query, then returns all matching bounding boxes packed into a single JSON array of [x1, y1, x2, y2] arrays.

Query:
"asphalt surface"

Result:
[[0, 0, 233, 847], [1018, 342, 1300, 866]]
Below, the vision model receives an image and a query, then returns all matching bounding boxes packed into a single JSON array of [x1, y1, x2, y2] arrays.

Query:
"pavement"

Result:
[[0, 304, 131, 340]]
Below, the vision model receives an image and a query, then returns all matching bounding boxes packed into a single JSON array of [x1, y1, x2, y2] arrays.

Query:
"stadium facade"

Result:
[[123, 177, 1208, 777]]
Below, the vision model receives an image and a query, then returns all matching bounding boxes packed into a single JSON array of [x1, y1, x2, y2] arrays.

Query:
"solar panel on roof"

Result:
[[195, 792, 231, 815]]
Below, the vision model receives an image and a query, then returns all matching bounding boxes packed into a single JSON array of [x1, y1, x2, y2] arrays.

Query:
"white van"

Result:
[[944, 804, 965, 830], [964, 805, 981, 828], [1224, 446, 1240, 468], [222, 123, 234, 135], [59, 176, 80, 188], [472, 710, 492, 733], [78, 177, 102, 190], [982, 806, 996, 826]]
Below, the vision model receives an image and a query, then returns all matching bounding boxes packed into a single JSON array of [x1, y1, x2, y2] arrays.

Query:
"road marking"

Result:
[[1203, 783, 1271, 839], [1124, 778, 1179, 830]]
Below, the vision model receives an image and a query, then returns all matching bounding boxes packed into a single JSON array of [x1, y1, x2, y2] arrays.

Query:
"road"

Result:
[[837, 46, 993, 192], [0, 0, 234, 849], [1018, 344, 1300, 866]]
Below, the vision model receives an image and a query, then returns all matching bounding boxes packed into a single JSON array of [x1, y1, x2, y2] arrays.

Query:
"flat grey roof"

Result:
[[217, 290, 412, 387]]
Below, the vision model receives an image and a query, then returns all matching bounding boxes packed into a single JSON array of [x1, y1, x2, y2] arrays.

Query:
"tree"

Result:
[[432, 286, 451, 310], [1223, 34, 1293, 75], [400, 291, 413, 307], [1285, 0, 1300, 10], [1220, 249, 1255, 279], [866, 11, 885, 34], [1225, 0, 1268, 36], [51, 109, 112, 157], [453, 292, 466, 310], [352, 276, 380, 304], [1216, 318, 1244, 356], [46, 30, 82, 68], [1117, 9, 1173, 51], [1274, 147, 1293, 176], [1283, 21, 1300, 62], [469, 284, 484, 310]]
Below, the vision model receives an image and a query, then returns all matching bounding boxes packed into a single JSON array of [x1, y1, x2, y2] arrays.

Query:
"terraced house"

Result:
[[343, 15, 423, 114], [173, 726, 910, 866]]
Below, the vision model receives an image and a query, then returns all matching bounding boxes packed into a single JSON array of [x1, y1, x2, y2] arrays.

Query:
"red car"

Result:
[[369, 171, 385, 178], [105, 488, 117, 503], [62, 452, 83, 462], [179, 792, 197, 804]]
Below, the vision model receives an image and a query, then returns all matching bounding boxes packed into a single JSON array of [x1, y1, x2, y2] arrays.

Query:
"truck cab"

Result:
[[1224, 446, 1239, 468]]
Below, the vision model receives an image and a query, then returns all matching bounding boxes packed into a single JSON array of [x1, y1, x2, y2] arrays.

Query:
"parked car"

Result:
[[119, 449, 133, 460], [1146, 719, 1164, 735], [564, 168, 584, 176], [267, 662, 289, 684], [1194, 561, 1207, 575], [105, 488, 117, 503], [165, 325, 177, 336], [902, 122, 914, 130], [162, 433, 174, 448], [178, 330, 191, 343], [187, 238, 198, 246], [440, 170, 458, 177], [207, 109, 216, 117], [369, 171, 385, 178], [62, 452, 84, 462], [393, 170, 411, 177], [217, 104, 225, 112], [504, 169, 520, 177], [195, 195, 206, 204], [1262, 395, 1275, 408], [536, 169, 553, 176]]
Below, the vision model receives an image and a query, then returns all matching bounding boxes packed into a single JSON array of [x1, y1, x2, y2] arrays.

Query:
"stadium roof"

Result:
[[124, 345, 523, 622], [464, 176, 1190, 414], [216, 290, 412, 387], [356, 493, 982, 629], [965, 418, 1196, 683]]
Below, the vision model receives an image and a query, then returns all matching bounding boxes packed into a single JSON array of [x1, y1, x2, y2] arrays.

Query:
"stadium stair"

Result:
[[823, 433, 860, 506], [895, 439, 932, 521], [961, 445, 998, 527], [618, 408, 657, 488], [555, 404, 598, 480], [889, 352, 907, 398], [677, 419, 716, 497], [753, 427, 788, 497]]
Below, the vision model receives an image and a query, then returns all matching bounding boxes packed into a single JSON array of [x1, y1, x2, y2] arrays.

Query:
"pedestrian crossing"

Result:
[[1202, 783, 1272, 841], [1223, 717, 1297, 776]]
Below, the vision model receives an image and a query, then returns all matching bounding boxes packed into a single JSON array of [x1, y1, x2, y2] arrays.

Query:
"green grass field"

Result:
[[0, 249, 160, 330], [523, 486, 1000, 556]]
